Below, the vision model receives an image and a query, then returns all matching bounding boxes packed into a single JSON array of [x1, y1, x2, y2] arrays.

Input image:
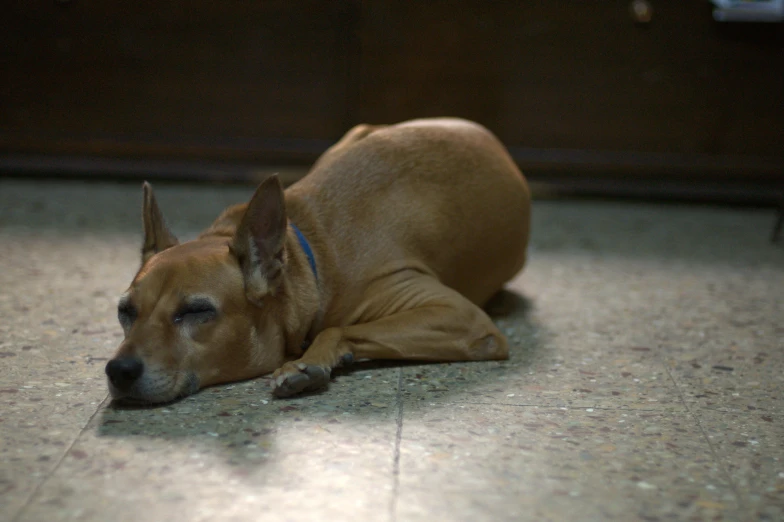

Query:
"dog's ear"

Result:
[[230, 175, 287, 306], [141, 182, 179, 263]]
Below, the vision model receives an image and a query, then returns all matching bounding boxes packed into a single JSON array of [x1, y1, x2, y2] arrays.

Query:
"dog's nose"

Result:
[[105, 357, 144, 391]]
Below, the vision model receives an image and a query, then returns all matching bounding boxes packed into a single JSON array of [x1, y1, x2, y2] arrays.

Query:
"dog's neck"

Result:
[[280, 222, 322, 357], [290, 222, 317, 283]]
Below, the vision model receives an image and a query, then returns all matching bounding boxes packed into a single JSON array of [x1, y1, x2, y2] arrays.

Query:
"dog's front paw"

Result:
[[271, 362, 331, 398]]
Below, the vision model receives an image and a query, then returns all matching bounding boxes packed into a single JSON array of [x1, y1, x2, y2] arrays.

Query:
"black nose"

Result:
[[105, 357, 144, 391]]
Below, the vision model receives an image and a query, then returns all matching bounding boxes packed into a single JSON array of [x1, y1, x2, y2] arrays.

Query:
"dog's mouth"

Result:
[[107, 370, 200, 405]]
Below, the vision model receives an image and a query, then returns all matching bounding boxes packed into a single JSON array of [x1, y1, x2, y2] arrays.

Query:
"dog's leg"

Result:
[[271, 278, 507, 397]]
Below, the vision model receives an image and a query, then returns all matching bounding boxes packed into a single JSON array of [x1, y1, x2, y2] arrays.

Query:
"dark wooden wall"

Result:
[[358, 1, 784, 157], [1, 0, 783, 178]]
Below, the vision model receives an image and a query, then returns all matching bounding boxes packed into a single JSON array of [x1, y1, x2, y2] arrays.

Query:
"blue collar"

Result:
[[291, 223, 317, 282]]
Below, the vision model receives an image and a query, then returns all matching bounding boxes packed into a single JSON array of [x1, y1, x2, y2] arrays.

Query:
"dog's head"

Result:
[[106, 176, 301, 404]]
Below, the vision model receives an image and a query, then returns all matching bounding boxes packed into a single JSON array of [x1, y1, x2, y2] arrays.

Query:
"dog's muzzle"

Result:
[[104, 356, 200, 403]]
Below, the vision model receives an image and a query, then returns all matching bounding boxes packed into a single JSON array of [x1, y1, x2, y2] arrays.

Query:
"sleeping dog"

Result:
[[105, 118, 530, 403]]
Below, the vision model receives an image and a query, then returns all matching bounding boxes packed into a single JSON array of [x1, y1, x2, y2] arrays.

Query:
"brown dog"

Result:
[[105, 118, 530, 403]]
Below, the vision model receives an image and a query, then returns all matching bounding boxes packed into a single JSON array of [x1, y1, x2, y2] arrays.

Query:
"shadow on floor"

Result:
[[91, 288, 548, 472]]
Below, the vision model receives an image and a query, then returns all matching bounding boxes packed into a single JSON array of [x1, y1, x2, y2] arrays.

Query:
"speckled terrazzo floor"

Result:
[[1, 178, 782, 522]]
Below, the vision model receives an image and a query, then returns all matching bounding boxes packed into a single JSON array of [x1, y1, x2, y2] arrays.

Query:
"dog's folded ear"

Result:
[[230, 175, 287, 306], [141, 182, 179, 263]]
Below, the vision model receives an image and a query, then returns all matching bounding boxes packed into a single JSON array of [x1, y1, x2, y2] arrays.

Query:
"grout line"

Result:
[[456, 400, 780, 415], [696, 406, 784, 417], [12, 393, 110, 522], [414, 399, 689, 413], [389, 368, 404, 522], [663, 364, 749, 515]]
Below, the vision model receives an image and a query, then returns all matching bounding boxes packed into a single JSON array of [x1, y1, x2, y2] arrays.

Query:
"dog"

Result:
[[105, 118, 531, 403]]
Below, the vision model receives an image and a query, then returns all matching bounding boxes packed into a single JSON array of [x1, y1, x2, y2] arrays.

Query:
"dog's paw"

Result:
[[271, 362, 331, 398]]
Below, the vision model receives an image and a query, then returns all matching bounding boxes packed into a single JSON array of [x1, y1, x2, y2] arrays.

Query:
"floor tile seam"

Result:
[[663, 363, 748, 513], [690, 406, 784, 417], [392, 479, 734, 495], [457, 399, 784, 416], [389, 368, 404, 522], [11, 393, 110, 522], [420, 399, 692, 414]]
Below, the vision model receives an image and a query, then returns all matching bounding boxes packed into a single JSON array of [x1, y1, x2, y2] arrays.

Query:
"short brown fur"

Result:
[[107, 118, 530, 402]]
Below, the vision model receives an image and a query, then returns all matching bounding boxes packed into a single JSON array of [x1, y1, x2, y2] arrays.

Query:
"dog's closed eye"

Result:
[[173, 297, 218, 325], [117, 299, 137, 329]]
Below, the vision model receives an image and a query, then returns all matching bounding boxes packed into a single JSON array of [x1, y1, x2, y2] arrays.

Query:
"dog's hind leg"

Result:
[[270, 277, 508, 397]]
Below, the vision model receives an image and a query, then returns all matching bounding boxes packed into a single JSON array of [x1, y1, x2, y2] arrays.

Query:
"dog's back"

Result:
[[285, 118, 530, 308]]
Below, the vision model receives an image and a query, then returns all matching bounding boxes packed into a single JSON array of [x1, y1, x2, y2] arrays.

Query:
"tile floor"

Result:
[[0, 179, 782, 521]]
